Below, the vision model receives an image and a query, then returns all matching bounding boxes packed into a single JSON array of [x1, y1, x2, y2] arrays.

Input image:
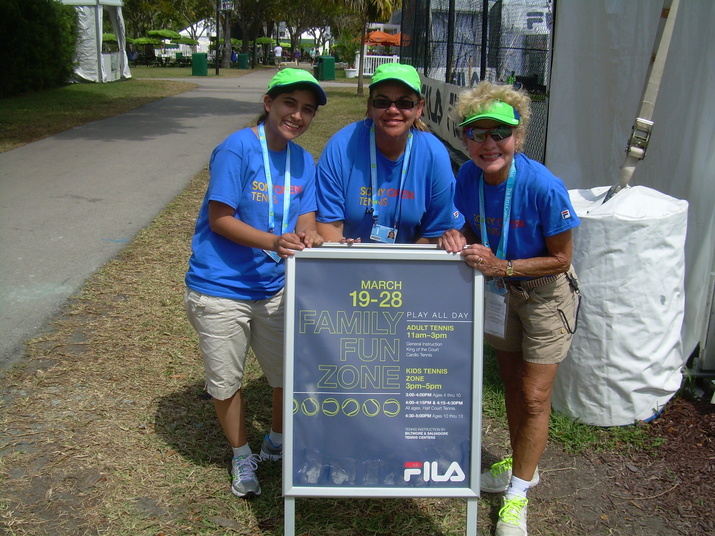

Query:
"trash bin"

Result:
[[238, 53, 249, 69], [316, 55, 335, 81], [192, 53, 208, 76]]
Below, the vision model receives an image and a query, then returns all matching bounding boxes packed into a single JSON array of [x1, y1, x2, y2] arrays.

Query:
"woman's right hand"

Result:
[[438, 229, 467, 253]]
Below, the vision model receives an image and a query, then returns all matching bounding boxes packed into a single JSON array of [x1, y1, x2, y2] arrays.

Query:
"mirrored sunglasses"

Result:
[[371, 98, 418, 110], [464, 125, 513, 143]]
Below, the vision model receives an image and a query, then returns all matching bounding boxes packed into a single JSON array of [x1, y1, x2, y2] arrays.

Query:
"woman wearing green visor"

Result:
[[184, 69, 326, 499], [440, 81, 581, 536], [316, 63, 463, 243]]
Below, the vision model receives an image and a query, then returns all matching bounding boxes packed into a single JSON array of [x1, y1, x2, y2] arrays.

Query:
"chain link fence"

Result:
[[400, 0, 553, 162]]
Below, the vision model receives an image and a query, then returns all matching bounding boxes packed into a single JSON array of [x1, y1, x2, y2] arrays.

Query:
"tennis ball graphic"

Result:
[[341, 398, 360, 417], [362, 398, 381, 417], [301, 397, 319, 416], [383, 399, 401, 417], [322, 397, 340, 416]]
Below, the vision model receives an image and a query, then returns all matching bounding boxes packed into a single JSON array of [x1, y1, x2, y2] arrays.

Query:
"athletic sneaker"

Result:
[[496, 495, 528, 536], [259, 435, 282, 461], [480, 458, 540, 493], [231, 454, 261, 498]]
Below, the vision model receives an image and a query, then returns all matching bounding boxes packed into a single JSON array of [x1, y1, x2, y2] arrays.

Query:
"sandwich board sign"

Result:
[[283, 244, 483, 535]]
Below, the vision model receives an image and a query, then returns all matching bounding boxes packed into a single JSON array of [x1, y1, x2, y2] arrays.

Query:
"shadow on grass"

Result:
[[153, 376, 468, 535]]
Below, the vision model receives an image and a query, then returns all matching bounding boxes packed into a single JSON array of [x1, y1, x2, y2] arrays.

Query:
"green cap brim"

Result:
[[369, 63, 421, 94], [267, 68, 327, 105], [458, 100, 520, 127]]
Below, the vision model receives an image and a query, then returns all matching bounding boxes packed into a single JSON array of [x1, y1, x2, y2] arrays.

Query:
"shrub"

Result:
[[0, 0, 77, 98]]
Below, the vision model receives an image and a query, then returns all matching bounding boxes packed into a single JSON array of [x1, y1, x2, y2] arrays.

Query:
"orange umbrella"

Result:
[[366, 31, 399, 46], [392, 32, 409, 46]]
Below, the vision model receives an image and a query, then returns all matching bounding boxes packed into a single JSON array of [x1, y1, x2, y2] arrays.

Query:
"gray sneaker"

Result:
[[231, 454, 261, 498], [259, 435, 282, 461], [480, 457, 540, 493]]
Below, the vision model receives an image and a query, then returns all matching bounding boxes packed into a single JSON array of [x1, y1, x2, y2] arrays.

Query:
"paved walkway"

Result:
[[0, 69, 346, 368]]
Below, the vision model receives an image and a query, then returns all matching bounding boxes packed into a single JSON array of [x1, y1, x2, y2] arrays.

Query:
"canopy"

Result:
[[61, 0, 131, 83], [365, 31, 399, 46], [148, 29, 182, 40], [392, 32, 408, 46], [172, 36, 199, 46]]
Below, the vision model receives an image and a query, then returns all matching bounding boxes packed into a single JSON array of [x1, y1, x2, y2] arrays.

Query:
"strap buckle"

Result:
[[626, 117, 654, 159]]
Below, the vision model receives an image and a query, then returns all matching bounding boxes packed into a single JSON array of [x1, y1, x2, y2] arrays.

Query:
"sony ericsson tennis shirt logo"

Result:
[[403, 461, 466, 482]]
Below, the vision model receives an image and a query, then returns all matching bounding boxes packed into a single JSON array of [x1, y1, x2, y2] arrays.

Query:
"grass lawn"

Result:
[[0, 71, 670, 536]]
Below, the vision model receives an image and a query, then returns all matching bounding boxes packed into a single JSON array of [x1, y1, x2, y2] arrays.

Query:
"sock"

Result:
[[269, 430, 283, 446], [232, 443, 252, 459], [505, 475, 530, 499]]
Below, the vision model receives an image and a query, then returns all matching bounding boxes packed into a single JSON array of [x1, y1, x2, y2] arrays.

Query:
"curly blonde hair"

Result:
[[454, 81, 531, 150]]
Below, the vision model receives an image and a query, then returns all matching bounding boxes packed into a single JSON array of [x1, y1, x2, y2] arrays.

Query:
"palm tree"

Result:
[[344, 0, 400, 96]]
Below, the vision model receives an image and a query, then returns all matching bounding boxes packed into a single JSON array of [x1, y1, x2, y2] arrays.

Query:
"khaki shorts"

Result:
[[184, 288, 285, 400], [485, 269, 580, 364]]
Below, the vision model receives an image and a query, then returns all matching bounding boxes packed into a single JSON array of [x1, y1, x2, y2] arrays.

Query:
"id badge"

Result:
[[484, 290, 508, 338], [263, 249, 283, 263], [486, 277, 508, 296], [370, 223, 398, 243]]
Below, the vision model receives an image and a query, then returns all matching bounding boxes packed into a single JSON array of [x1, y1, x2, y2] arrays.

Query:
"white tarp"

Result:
[[62, 0, 131, 83], [551, 186, 687, 426], [546, 0, 715, 372]]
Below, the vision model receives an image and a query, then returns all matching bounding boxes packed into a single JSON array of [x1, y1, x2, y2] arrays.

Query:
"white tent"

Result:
[[61, 0, 131, 83], [546, 0, 715, 424]]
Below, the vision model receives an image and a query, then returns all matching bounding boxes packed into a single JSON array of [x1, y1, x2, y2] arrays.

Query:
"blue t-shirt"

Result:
[[185, 128, 317, 300], [316, 121, 464, 242], [455, 153, 580, 261]]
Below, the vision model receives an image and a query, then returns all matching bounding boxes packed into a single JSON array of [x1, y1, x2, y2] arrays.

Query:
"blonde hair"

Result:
[[454, 81, 531, 150]]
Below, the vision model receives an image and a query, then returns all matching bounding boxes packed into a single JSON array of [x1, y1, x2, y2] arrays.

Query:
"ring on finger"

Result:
[[476, 257, 484, 265]]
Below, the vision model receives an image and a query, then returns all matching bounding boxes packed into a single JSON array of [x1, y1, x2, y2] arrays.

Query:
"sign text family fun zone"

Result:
[[284, 247, 483, 498]]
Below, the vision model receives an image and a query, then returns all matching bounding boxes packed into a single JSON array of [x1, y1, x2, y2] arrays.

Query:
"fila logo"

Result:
[[403, 461, 466, 482]]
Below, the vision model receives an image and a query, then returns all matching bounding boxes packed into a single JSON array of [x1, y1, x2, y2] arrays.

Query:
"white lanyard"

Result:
[[369, 125, 413, 228], [258, 123, 291, 234], [478, 159, 516, 260]]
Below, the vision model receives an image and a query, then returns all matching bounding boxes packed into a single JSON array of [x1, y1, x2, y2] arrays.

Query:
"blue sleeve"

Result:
[[417, 134, 464, 237], [207, 134, 249, 210], [316, 126, 352, 223], [539, 179, 580, 237], [297, 145, 318, 216]]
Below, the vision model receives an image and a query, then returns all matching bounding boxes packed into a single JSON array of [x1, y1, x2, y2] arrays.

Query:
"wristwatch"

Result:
[[506, 260, 514, 277]]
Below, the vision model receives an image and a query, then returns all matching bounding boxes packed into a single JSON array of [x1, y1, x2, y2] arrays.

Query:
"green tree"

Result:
[[342, 0, 401, 95], [0, 0, 77, 97], [123, 0, 168, 38], [277, 0, 335, 59], [230, 0, 278, 67], [157, 0, 213, 39]]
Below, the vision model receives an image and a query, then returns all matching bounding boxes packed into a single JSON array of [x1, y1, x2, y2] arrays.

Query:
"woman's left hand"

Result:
[[300, 230, 324, 248]]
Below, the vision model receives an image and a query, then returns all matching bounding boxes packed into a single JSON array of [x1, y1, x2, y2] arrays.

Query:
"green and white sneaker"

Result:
[[496, 495, 528, 536], [259, 435, 282, 461], [231, 454, 261, 498], [480, 458, 540, 493]]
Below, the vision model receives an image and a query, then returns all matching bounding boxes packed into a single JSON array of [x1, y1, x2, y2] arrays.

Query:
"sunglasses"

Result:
[[464, 125, 513, 143], [371, 98, 419, 110]]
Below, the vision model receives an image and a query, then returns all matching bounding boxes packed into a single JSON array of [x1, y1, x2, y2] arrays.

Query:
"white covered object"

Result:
[[62, 0, 131, 83], [546, 0, 715, 373], [551, 186, 688, 426]]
